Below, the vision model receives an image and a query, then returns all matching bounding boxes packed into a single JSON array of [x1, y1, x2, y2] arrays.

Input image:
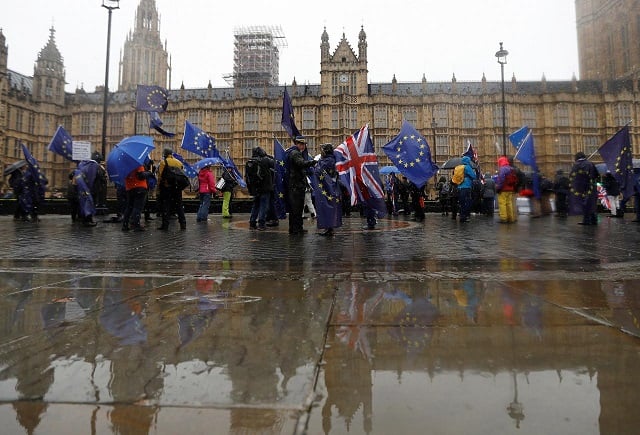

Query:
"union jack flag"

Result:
[[597, 182, 611, 210], [334, 124, 387, 217]]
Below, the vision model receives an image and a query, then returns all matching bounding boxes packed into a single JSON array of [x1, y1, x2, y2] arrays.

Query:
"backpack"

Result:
[[504, 168, 518, 189], [440, 181, 453, 197], [163, 162, 190, 190], [245, 158, 265, 196], [451, 164, 465, 185]]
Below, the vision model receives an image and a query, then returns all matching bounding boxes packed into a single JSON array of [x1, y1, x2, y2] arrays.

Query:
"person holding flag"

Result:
[[310, 143, 342, 236], [287, 136, 317, 235], [569, 151, 599, 225]]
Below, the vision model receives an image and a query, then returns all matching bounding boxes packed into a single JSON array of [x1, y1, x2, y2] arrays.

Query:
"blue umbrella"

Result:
[[380, 165, 400, 174], [106, 136, 155, 184], [193, 156, 223, 171]]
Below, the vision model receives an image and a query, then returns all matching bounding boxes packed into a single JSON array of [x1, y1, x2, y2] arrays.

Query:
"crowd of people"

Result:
[[5, 144, 640, 233]]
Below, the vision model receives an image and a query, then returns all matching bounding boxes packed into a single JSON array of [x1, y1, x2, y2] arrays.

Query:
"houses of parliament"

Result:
[[1, 0, 640, 193]]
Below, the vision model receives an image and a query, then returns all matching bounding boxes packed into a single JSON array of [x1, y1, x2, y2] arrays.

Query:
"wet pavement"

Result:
[[1, 211, 640, 434]]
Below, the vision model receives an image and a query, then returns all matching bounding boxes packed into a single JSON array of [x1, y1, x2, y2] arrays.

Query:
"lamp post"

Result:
[[431, 117, 438, 164], [101, 0, 119, 161], [495, 42, 509, 156]]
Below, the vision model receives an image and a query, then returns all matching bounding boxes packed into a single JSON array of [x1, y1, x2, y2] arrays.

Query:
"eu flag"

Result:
[[220, 154, 246, 189], [598, 125, 634, 200], [21, 143, 48, 199], [273, 138, 290, 219], [382, 121, 438, 188], [310, 154, 342, 230], [509, 126, 538, 169], [135, 85, 169, 112], [149, 112, 175, 137], [180, 120, 219, 159], [171, 152, 198, 178], [510, 126, 540, 198], [47, 125, 74, 161], [281, 88, 301, 139]]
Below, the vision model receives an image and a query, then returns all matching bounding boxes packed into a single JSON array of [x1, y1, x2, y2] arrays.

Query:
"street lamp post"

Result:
[[101, 0, 120, 161], [495, 42, 509, 156], [431, 117, 438, 164]]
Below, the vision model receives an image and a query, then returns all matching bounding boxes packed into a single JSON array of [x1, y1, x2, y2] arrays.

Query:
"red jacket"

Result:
[[198, 167, 217, 194]]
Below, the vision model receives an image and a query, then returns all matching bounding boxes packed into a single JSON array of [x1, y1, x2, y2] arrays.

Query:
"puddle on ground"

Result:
[[0, 271, 639, 434]]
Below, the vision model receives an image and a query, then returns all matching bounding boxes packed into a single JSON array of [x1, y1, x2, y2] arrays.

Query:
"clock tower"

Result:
[[320, 26, 368, 97]]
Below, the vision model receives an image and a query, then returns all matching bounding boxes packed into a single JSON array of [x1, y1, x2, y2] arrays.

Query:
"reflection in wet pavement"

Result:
[[1, 269, 640, 434]]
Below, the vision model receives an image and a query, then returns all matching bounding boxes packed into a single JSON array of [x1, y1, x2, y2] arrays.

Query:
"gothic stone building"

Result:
[[1, 16, 639, 195]]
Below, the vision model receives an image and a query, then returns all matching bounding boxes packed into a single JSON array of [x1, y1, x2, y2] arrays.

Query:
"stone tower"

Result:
[[576, 0, 640, 80], [319, 27, 369, 97], [118, 0, 170, 91], [32, 27, 66, 106]]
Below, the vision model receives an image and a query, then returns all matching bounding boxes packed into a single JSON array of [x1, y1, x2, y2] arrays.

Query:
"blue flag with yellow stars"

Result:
[[281, 88, 301, 139], [180, 120, 220, 159], [310, 154, 342, 230], [21, 143, 48, 201], [47, 125, 74, 161], [149, 112, 176, 137], [135, 85, 169, 112], [382, 121, 438, 188], [598, 125, 634, 200], [273, 138, 292, 219]]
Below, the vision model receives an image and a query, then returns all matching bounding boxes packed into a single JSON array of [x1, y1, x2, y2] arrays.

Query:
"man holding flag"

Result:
[[287, 136, 317, 235]]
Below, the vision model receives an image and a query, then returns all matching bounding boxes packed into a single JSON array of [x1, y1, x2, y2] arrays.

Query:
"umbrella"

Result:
[[440, 156, 463, 169], [193, 156, 223, 171], [3, 160, 27, 176], [106, 136, 155, 185], [379, 165, 400, 174]]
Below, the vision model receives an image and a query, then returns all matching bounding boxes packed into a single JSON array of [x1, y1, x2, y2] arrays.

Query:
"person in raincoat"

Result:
[[7, 165, 28, 221], [311, 143, 342, 236]]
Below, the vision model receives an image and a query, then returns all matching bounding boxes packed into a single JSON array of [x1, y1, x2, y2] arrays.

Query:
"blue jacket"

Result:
[[458, 156, 477, 189]]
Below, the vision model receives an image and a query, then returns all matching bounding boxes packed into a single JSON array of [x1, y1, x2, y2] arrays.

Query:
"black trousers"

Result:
[[288, 188, 305, 233]]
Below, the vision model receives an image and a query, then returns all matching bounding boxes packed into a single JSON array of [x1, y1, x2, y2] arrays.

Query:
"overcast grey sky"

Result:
[[2, 0, 579, 92]]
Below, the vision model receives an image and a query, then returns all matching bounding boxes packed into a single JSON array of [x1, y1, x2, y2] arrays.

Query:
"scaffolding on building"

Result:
[[223, 25, 287, 88]]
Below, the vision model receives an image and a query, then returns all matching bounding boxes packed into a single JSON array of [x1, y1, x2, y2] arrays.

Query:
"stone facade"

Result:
[[1, 2, 639, 196]]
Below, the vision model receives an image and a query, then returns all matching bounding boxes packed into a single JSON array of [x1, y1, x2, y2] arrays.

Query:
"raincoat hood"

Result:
[[461, 156, 472, 165]]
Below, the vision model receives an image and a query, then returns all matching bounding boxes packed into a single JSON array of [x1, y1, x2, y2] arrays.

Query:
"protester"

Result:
[[553, 169, 570, 218], [495, 156, 518, 223], [220, 165, 238, 219], [66, 170, 79, 222], [312, 143, 342, 236], [602, 170, 621, 217], [436, 176, 449, 216], [122, 164, 151, 232], [569, 151, 599, 225], [7, 166, 28, 221], [196, 164, 217, 222], [247, 146, 274, 231], [143, 158, 156, 222], [481, 172, 496, 216], [302, 181, 316, 220], [287, 136, 316, 235], [73, 160, 101, 227], [157, 148, 187, 230], [457, 155, 477, 223], [409, 181, 426, 222], [398, 176, 411, 215], [386, 173, 401, 216]]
